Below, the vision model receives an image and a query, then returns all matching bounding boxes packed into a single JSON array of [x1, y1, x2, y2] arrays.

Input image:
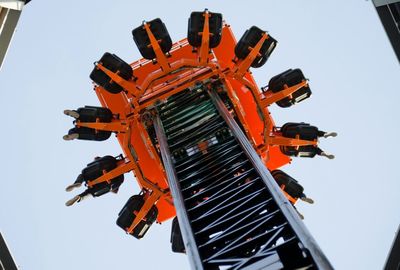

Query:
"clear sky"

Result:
[[0, 1, 399, 269]]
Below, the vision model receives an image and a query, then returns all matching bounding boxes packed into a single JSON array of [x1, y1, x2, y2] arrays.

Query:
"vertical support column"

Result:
[[153, 115, 204, 270], [209, 90, 334, 270]]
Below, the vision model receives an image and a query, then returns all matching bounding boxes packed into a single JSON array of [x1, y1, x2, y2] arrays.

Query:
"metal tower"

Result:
[[64, 10, 335, 270]]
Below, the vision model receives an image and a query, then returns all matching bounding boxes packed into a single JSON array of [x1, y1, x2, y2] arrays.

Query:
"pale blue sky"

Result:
[[0, 1, 399, 269]]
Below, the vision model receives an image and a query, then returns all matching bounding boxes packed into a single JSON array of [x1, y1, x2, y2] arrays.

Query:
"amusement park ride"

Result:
[[63, 10, 336, 270]]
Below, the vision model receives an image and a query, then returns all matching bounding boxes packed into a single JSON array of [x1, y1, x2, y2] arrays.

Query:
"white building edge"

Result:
[[0, 0, 30, 70]]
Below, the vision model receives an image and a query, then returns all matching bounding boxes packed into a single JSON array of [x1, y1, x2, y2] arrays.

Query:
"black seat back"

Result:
[[271, 170, 303, 198], [188, 11, 222, 48], [132, 18, 172, 60], [82, 155, 117, 181]]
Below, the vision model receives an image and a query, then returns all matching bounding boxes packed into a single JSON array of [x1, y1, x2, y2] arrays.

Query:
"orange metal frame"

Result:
[[76, 18, 317, 232]]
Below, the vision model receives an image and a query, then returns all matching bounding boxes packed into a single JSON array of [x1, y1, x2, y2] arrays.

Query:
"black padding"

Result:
[[90, 52, 133, 94], [80, 156, 124, 197], [279, 122, 321, 158], [89, 175, 124, 197], [82, 155, 118, 181], [132, 18, 172, 60], [268, 69, 311, 108], [276, 240, 315, 269], [271, 170, 303, 198], [116, 195, 158, 239], [280, 145, 320, 158], [171, 217, 185, 253], [281, 122, 319, 141], [251, 55, 268, 68], [77, 106, 113, 123], [68, 127, 111, 141], [234, 26, 277, 68], [188, 11, 222, 48]]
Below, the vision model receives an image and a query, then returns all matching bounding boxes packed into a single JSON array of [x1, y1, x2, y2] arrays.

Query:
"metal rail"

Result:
[[154, 107, 204, 270], [209, 90, 334, 270]]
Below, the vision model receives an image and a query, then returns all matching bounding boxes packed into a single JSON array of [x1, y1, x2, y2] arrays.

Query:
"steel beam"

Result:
[[154, 113, 204, 270], [0, 232, 18, 270], [209, 90, 334, 270], [372, 0, 400, 62], [384, 225, 400, 270]]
